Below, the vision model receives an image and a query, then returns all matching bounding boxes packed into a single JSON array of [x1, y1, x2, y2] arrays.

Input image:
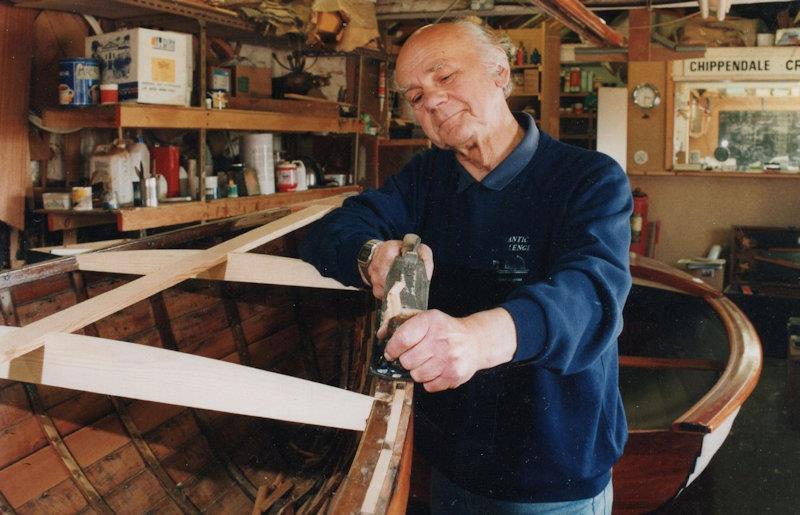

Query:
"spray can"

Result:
[[144, 176, 158, 207]]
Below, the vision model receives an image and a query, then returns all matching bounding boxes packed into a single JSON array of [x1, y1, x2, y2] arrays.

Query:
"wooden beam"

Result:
[[628, 8, 651, 61], [75, 250, 358, 291], [0, 205, 336, 365], [530, 0, 625, 48], [0, 326, 373, 431]]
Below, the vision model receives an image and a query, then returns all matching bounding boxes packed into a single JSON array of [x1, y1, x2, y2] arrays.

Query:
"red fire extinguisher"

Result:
[[630, 188, 649, 256]]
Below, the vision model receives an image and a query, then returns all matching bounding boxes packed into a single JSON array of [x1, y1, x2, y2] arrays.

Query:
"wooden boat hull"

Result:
[[612, 256, 762, 513], [0, 207, 412, 514]]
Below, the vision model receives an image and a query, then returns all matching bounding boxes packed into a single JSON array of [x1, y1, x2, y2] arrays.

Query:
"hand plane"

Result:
[[369, 234, 430, 380]]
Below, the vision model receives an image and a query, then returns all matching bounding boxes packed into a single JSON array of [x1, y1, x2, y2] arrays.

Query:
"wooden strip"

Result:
[[76, 251, 357, 291], [0, 204, 335, 365], [22, 384, 113, 514], [108, 396, 201, 514], [673, 296, 762, 433], [31, 239, 131, 256], [0, 327, 373, 431], [360, 387, 407, 515], [619, 356, 724, 371], [217, 284, 253, 366]]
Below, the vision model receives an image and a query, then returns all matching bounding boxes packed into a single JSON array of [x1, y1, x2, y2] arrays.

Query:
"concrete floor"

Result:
[[660, 357, 800, 514]]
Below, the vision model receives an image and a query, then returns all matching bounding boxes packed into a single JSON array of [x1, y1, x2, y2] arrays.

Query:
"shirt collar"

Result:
[[456, 112, 540, 193]]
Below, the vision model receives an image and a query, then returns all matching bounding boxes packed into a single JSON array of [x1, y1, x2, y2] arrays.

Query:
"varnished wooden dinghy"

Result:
[[0, 203, 411, 514], [614, 255, 762, 514]]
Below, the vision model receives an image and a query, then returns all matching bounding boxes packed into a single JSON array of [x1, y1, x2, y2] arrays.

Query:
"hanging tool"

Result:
[[369, 234, 430, 380]]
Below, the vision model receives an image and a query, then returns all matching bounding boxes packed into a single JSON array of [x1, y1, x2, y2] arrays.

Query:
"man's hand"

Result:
[[381, 308, 517, 392], [366, 240, 433, 299]]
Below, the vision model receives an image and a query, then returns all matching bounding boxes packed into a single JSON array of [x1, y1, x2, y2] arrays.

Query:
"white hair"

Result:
[[450, 19, 515, 98]]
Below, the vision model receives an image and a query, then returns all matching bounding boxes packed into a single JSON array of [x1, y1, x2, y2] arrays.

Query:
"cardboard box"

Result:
[[42, 192, 71, 210], [86, 28, 193, 106], [231, 65, 271, 98], [522, 69, 540, 95]]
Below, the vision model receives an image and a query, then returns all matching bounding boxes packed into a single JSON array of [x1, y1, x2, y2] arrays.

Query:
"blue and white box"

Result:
[[86, 28, 193, 106]]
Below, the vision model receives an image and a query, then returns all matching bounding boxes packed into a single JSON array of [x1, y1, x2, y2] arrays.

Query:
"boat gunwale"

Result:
[[624, 255, 762, 434]]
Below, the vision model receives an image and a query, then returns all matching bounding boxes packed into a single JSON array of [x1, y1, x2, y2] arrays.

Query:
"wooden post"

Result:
[[541, 20, 562, 139]]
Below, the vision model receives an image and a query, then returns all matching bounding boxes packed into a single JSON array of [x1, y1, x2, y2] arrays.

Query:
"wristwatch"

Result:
[[357, 239, 382, 286]]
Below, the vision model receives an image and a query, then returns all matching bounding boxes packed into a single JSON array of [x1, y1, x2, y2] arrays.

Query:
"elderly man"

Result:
[[300, 20, 631, 514]]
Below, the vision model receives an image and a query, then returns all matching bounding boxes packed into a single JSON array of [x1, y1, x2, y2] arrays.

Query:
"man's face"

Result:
[[395, 25, 508, 149]]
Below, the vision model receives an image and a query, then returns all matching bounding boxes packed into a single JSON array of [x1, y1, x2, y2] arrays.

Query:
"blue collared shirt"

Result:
[[456, 112, 540, 193]]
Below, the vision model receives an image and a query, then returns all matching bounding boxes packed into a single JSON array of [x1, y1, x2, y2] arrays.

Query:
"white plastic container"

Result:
[[90, 141, 134, 206], [241, 133, 275, 195], [128, 132, 150, 179]]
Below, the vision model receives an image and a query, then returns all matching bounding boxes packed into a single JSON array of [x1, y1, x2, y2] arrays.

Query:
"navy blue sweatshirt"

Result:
[[300, 114, 632, 502]]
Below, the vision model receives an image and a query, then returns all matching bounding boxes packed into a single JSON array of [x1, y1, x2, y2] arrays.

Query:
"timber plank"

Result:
[[17, 477, 89, 514], [161, 435, 214, 485], [0, 205, 337, 365], [0, 382, 28, 427], [170, 302, 229, 349], [62, 413, 129, 468], [82, 442, 147, 495], [0, 444, 71, 508], [182, 327, 238, 360], [184, 464, 237, 510], [144, 410, 200, 460], [128, 402, 185, 435], [11, 274, 72, 305], [15, 289, 79, 326], [105, 469, 168, 513], [205, 483, 253, 515], [0, 415, 48, 470], [48, 391, 113, 437], [76, 251, 356, 291]]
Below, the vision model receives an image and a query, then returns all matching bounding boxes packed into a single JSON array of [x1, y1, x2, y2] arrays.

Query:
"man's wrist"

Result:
[[356, 239, 382, 286]]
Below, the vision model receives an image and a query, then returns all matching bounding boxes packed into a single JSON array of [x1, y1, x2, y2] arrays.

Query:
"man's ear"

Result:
[[494, 63, 510, 90]]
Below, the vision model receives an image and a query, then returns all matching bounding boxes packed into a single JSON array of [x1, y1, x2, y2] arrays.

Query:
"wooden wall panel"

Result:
[[627, 61, 669, 174], [0, 4, 35, 229], [629, 175, 800, 267]]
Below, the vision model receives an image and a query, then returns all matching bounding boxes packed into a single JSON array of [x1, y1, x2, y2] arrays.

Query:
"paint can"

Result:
[[71, 186, 93, 211], [58, 58, 101, 107]]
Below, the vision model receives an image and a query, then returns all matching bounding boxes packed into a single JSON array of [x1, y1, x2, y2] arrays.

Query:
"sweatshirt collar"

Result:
[[456, 112, 540, 193]]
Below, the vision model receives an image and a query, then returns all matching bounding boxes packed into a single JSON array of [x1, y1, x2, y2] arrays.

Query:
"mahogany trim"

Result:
[[619, 356, 724, 371], [22, 383, 113, 514], [631, 254, 722, 298], [672, 296, 762, 433]]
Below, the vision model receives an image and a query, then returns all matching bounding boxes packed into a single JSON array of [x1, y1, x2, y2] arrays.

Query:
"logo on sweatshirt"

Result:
[[506, 235, 530, 252]]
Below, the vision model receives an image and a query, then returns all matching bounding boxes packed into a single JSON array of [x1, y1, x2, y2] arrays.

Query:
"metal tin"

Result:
[[58, 58, 101, 107]]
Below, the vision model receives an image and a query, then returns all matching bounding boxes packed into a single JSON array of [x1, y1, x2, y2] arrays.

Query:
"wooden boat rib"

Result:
[[0, 201, 412, 514], [614, 254, 762, 513]]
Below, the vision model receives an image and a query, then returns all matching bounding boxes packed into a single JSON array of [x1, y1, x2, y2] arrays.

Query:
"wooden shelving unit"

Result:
[[42, 105, 363, 133], [40, 186, 361, 237]]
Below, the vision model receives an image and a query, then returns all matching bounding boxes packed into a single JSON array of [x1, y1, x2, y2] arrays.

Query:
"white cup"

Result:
[[757, 33, 775, 47]]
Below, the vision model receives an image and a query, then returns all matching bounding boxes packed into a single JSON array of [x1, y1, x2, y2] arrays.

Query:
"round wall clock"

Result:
[[632, 83, 662, 109]]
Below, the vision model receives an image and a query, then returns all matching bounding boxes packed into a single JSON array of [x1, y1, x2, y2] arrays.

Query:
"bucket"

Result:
[[58, 58, 101, 107], [241, 133, 275, 195]]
